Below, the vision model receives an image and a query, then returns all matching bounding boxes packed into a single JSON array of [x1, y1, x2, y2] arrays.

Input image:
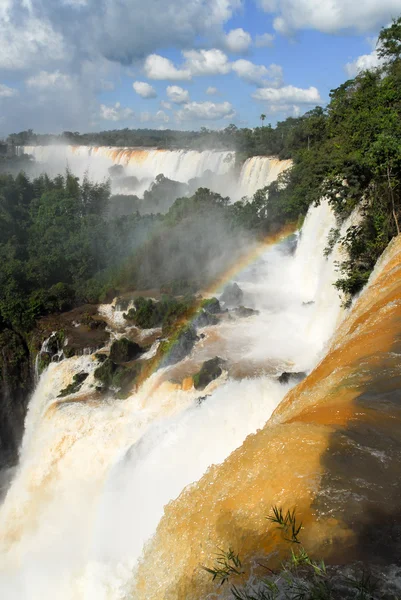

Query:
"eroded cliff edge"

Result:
[[135, 234, 401, 599]]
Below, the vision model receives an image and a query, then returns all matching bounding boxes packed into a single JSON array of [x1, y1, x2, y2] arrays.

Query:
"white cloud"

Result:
[[133, 80, 157, 98], [0, 14, 65, 70], [166, 85, 190, 104], [258, 0, 401, 34], [206, 86, 219, 95], [160, 100, 172, 109], [232, 60, 283, 86], [255, 32, 275, 47], [144, 54, 191, 80], [345, 45, 384, 76], [140, 109, 170, 123], [26, 70, 74, 90], [155, 110, 170, 123], [0, 84, 18, 98], [253, 85, 321, 104], [176, 100, 235, 121], [182, 49, 231, 75], [225, 28, 252, 53], [100, 102, 134, 121]]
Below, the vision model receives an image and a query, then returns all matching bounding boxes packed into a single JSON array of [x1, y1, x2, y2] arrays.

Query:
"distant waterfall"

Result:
[[19, 145, 235, 187], [238, 155, 292, 198], [19, 145, 292, 200]]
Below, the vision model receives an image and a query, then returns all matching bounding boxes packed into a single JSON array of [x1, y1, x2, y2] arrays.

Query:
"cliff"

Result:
[[134, 234, 401, 598]]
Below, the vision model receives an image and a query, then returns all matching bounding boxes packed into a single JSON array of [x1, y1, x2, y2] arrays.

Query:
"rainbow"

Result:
[[138, 223, 298, 394]]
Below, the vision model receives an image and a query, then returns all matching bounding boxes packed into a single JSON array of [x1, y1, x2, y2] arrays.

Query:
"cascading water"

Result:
[[238, 156, 292, 199], [0, 199, 352, 599], [18, 145, 292, 200], [19, 145, 235, 195]]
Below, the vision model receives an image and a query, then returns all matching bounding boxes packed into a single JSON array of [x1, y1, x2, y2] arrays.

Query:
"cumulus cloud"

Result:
[[166, 85, 190, 104], [144, 55, 191, 80], [175, 100, 235, 121], [232, 60, 283, 86], [345, 51, 383, 76], [258, 0, 401, 34], [133, 80, 157, 98], [182, 49, 231, 75], [0, 84, 18, 98], [253, 85, 321, 104], [155, 110, 170, 123], [224, 28, 252, 53], [160, 100, 172, 109], [0, 13, 65, 70], [253, 84, 321, 117], [206, 86, 219, 95], [255, 32, 275, 47], [0, 0, 241, 131], [100, 102, 134, 121]]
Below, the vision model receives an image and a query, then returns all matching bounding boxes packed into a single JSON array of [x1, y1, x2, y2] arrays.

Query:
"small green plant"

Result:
[[202, 547, 244, 585], [267, 506, 302, 544]]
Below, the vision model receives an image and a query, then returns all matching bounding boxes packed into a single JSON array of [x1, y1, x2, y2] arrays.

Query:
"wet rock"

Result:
[[159, 326, 198, 368], [94, 352, 107, 363], [232, 306, 259, 318], [278, 371, 306, 385], [201, 297, 221, 314], [94, 358, 141, 395], [115, 297, 131, 312], [109, 338, 144, 364], [0, 329, 32, 467], [220, 282, 243, 308], [196, 395, 211, 406], [193, 310, 219, 328], [94, 359, 117, 387], [108, 164, 125, 178], [58, 372, 89, 398], [193, 357, 225, 391], [32, 305, 110, 362]]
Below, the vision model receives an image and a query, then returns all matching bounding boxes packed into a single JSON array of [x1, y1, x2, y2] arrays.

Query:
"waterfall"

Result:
[[19, 145, 235, 195], [18, 145, 292, 200], [238, 156, 292, 199], [0, 199, 353, 599]]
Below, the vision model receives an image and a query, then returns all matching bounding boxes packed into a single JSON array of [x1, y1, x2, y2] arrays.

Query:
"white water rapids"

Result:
[[0, 199, 355, 599], [19, 145, 291, 200]]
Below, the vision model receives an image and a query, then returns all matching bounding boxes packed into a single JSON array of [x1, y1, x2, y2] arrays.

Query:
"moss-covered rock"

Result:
[[58, 372, 89, 398], [94, 359, 117, 387], [109, 338, 144, 363], [94, 357, 141, 395], [193, 357, 225, 391], [201, 297, 221, 314]]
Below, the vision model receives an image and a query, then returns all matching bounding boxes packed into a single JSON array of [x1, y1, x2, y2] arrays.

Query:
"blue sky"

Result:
[[0, 0, 398, 134]]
